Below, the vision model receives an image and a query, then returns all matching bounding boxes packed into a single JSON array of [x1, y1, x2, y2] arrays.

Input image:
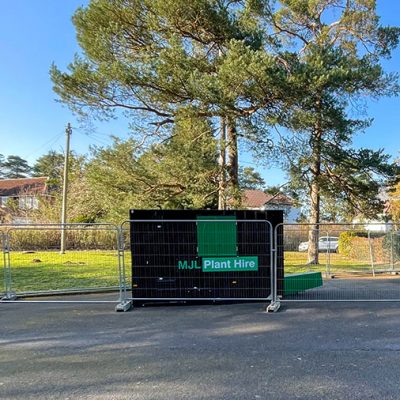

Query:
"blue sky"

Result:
[[0, 0, 399, 186]]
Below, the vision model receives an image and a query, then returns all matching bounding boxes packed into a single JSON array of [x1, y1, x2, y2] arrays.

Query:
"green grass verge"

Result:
[[4, 250, 376, 294], [284, 251, 373, 275], [6, 250, 132, 293]]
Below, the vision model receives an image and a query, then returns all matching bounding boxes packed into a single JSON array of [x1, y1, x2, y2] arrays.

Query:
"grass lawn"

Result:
[[3, 249, 379, 294], [284, 251, 374, 275], [6, 250, 132, 293]]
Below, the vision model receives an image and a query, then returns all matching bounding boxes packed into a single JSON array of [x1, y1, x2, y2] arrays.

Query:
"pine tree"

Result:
[[239, 167, 266, 190], [0, 154, 5, 179], [267, 0, 400, 263], [83, 114, 219, 222], [3, 155, 32, 179], [50, 0, 290, 208], [33, 151, 65, 189]]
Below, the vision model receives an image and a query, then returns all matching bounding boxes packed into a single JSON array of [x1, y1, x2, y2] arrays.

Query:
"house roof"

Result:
[[0, 177, 48, 197], [242, 189, 293, 208]]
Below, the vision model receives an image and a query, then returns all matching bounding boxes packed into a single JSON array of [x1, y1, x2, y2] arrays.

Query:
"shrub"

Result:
[[339, 230, 387, 262], [338, 231, 359, 257], [7, 228, 119, 251], [383, 232, 400, 262]]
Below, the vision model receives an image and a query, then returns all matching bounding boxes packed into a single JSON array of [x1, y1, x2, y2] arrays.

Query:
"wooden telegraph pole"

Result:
[[60, 123, 72, 254]]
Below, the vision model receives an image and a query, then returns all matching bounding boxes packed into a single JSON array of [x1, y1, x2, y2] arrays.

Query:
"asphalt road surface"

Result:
[[2, 298, 400, 399]]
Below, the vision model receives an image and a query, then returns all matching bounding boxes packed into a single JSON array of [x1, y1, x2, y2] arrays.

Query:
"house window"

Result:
[[19, 196, 39, 209], [0, 196, 9, 207], [19, 197, 27, 209]]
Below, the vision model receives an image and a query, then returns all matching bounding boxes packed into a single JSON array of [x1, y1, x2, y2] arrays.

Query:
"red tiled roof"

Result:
[[242, 189, 293, 208], [242, 190, 270, 208], [268, 193, 294, 206], [0, 177, 48, 196]]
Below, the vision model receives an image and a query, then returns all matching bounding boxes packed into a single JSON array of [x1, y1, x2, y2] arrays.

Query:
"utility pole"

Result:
[[60, 123, 72, 254]]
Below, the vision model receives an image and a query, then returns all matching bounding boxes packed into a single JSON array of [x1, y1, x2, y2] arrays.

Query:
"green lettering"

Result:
[[178, 260, 188, 270]]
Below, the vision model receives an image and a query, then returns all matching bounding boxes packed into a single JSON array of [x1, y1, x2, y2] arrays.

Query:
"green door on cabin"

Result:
[[196, 216, 237, 257]]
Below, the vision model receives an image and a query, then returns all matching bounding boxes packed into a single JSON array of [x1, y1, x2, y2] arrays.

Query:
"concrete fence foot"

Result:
[[115, 300, 133, 312], [1, 292, 17, 301], [266, 300, 281, 313]]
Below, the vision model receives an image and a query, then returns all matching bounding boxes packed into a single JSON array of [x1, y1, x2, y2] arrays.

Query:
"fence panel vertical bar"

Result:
[[266, 222, 282, 312], [115, 225, 132, 311], [1, 231, 15, 300], [1, 231, 6, 297]]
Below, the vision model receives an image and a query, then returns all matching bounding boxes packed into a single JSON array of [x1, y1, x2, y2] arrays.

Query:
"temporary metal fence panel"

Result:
[[2, 224, 124, 303], [123, 216, 279, 302], [275, 223, 400, 302], [5, 220, 400, 308]]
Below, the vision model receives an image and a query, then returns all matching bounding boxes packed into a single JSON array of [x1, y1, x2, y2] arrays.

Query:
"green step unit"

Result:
[[284, 272, 323, 296]]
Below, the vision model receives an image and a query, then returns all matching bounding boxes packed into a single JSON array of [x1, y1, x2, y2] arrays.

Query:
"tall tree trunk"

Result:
[[308, 104, 322, 265], [226, 117, 240, 208], [218, 118, 227, 210], [308, 177, 321, 264]]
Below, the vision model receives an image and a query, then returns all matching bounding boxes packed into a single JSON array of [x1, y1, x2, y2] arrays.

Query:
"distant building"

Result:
[[0, 177, 49, 223], [242, 189, 300, 222], [352, 189, 393, 232]]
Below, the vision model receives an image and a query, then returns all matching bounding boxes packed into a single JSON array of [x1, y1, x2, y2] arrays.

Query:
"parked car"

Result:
[[298, 236, 339, 252]]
